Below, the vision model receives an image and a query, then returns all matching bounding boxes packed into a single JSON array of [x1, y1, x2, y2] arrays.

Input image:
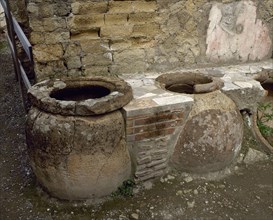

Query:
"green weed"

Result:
[[111, 179, 135, 197], [257, 102, 273, 137], [0, 40, 8, 52]]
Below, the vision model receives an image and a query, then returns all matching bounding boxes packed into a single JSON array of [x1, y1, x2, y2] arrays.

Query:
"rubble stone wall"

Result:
[[0, 4, 5, 31], [25, 0, 273, 81], [9, 0, 28, 26]]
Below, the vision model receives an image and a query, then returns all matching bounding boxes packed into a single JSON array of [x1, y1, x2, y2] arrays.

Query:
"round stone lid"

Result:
[[28, 76, 133, 116]]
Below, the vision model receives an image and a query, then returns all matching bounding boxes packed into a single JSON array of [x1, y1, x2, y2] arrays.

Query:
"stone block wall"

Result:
[[26, 0, 273, 81], [9, 0, 28, 26], [0, 4, 5, 32]]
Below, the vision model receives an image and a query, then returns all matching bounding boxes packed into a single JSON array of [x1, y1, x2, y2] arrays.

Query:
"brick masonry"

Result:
[[122, 83, 194, 181], [125, 109, 186, 182], [122, 60, 272, 182]]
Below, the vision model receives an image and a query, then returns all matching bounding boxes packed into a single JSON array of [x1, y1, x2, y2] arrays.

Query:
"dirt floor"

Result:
[[0, 38, 272, 220]]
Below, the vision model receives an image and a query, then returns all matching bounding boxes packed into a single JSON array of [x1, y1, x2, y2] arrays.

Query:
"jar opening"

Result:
[[156, 73, 214, 94], [50, 85, 111, 101]]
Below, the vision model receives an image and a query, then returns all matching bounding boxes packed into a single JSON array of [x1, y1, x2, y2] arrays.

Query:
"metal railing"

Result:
[[0, 0, 34, 110]]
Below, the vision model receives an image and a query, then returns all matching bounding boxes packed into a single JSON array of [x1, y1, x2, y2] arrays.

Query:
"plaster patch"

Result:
[[206, 1, 272, 63]]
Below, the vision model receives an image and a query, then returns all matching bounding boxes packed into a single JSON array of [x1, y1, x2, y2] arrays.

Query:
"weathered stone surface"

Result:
[[29, 19, 44, 32], [108, 1, 157, 14], [243, 148, 268, 164], [79, 40, 110, 54], [9, 0, 28, 25], [33, 44, 63, 62], [114, 49, 145, 64], [65, 56, 82, 69], [30, 32, 45, 44], [222, 78, 264, 113], [110, 62, 146, 75], [156, 72, 224, 94], [68, 14, 104, 34], [254, 69, 273, 85], [26, 108, 131, 200], [27, 3, 39, 17], [82, 53, 113, 67], [67, 69, 82, 77], [35, 61, 67, 81], [111, 49, 146, 74], [43, 17, 67, 32], [132, 23, 161, 38], [71, 31, 100, 41], [26, 0, 273, 80], [55, 2, 71, 17], [172, 91, 243, 173], [44, 32, 70, 44], [28, 77, 133, 116], [84, 66, 109, 76], [120, 61, 272, 181], [71, 2, 108, 15], [129, 12, 158, 24], [130, 137, 169, 182], [152, 72, 242, 173], [30, 17, 67, 32], [100, 25, 134, 39], [105, 14, 128, 26], [0, 5, 6, 31], [37, 3, 54, 18], [64, 42, 82, 58], [206, 1, 272, 62], [124, 97, 190, 182]]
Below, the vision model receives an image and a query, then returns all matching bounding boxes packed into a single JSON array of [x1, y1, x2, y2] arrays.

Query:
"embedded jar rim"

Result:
[[253, 69, 273, 85], [28, 76, 133, 116], [155, 72, 224, 94]]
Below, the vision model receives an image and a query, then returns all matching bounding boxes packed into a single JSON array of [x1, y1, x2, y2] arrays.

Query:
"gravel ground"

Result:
[[0, 38, 272, 220]]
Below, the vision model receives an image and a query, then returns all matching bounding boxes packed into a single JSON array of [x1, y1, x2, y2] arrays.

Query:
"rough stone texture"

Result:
[[171, 91, 244, 173], [243, 148, 269, 164], [25, 0, 273, 81], [125, 108, 189, 182], [122, 76, 194, 181], [206, 1, 272, 63], [221, 79, 265, 114], [25, 56, 272, 187], [28, 77, 133, 116], [156, 72, 224, 94], [26, 107, 131, 200], [0, 5, 5, 31], [120, 61, 272, 180], [26, 76, 134, 199], [9, 0, 28, 26], [33, 44, 64, 62], [130, 137, 170, 182]]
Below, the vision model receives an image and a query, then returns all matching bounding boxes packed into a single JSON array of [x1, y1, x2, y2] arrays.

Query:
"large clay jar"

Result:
[[156, 73, 244, 173], [26, 77, 133, 200]]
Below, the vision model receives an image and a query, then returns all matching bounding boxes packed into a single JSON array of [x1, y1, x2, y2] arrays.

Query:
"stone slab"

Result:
[[153, 95, 193, 106], [122, 59, 272, 118]]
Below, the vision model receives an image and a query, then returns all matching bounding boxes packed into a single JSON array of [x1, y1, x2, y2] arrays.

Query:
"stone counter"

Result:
[[121, 59, 273, 181]]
